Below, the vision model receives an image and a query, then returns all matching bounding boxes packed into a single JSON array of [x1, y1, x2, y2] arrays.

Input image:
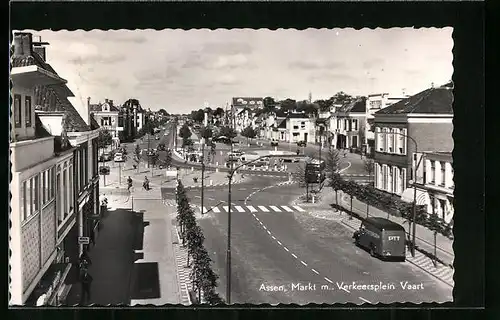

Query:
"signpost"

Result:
[[78, 237, 90, 245]]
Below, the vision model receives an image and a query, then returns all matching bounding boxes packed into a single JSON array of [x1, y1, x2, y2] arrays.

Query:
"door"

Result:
[[352, 136, 358, 148], [304, 132, 308, 143]]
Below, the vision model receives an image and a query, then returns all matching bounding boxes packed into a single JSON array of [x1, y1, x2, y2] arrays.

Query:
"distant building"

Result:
[[329, 97, 367, 150], [373, 82, 454, 196], [89, 98, 120, 147], [119, 99, 144, 141], [285, 112, 316, 144], [231, 97, 263, 129]]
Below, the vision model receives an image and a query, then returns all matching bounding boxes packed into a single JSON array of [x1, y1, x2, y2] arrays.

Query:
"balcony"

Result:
[[10, 136, 55, 172]]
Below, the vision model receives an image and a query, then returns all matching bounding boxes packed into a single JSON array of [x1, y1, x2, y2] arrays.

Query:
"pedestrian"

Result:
[[80, 271, 93, 304], [79, 250, 92, 268], [127, 176, 133, 191]]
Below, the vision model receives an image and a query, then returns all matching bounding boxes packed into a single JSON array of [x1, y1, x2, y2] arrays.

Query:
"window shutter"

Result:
[[402, 128, 408, 155]]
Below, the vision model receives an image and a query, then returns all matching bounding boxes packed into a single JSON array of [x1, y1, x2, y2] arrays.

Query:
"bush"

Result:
[[176, 181, 224, 304]]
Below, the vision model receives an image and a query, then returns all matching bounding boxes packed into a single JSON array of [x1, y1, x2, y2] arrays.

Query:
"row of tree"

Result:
[[176, 181, 224, 304]]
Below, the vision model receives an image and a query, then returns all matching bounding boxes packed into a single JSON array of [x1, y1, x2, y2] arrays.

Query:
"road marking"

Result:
[[324, 277, 333, 284], [292, 206, 305, 212], [300, 260, 308, 266], [283, 247, 289, 252], [222, 206, 229, 212], [262, 225, 267, 230], [255, 216, 260, 221], [340, 286, 350, 293], [212, 207, 220, 213], [269, 206, 281, 212], [234, 205, 245, 213], [359, 297, 372, 304], [202, 207, 208, 213], [291, 253, 298, 259], [252, 187, 260, 190], [266, 230, 271, 235], [339, 161, 352, 173], [281, 205, 294, 212], [208, 197, 215, 201], [277, 240, 282, 245], [271, 235, 276, 240], [239, 188, 247, 191], [258, 206, 269, 212], [247, 205, 257, 212], [259, 221, 263, 225], [311, 268, 319, 275]]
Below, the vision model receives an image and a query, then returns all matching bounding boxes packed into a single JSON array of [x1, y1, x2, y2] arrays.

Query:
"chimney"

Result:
[[109, 100, 113, 106], [33, 46, 46, 61], [431, 82, 435, 88], [12, 32, 33, 56], [105, 98, 109, 104]]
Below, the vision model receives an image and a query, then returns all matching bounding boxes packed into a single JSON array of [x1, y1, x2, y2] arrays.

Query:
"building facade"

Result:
[[285, 112, 316, 144], [329, 98, 367, 150], [89, 98, 120, 147], [373, 82, 454, 197], [406, 151, 454, 224]]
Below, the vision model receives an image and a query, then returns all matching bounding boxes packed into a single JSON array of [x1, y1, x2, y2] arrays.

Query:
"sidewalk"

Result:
[[129, 187, 181, 305]]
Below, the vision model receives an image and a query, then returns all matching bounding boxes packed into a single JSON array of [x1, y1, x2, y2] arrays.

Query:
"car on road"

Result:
[[353, 217, 406, 261], [155, 135, 160, 140], [113, 152, 125, 162], [230, 149, 244, 157], [99, 152, 112, 162], [157, 143, 166, 151], [271, 139, 279, 147], [297, 140, 307, 147]]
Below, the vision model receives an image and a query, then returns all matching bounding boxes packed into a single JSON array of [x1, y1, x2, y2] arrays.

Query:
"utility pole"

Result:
[[226, 110, 235, 304]]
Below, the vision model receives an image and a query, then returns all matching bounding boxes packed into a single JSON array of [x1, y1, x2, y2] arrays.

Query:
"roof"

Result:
[[365, 217, 405, 231], [34, 85, 90, 132], [337, 97, 367, 113], [375, 82, 454, 115], [34, 113, 52, 139], [89, 103, 119, 112], [277, 119, 287, 129], [90, 114, 100, 130], [12, 46, 90, 132], [287, 112, 309, 119]]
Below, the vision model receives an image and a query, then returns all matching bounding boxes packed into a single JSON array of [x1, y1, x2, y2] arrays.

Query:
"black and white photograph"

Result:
[[9, 27, 455, 306]]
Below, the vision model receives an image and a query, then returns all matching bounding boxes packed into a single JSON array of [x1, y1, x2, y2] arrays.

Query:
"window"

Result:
[[430, 161, 436, 184], [401, 168, 407, 191], [300, 122, 306, 130], [352, 119, 358, 131], [69, 164, 73, 210], [51, 167, 55, 198], [352, 136, 358, 148], [388, 167, 393, 193], [440, 161, 446, 186], [42, 171, 46, 205], [21, 181, 26, 221], [387, 128, 394, 153], [394, 167, 400, 194], [34, 175, 39, 212], [337, 119, 341, 130], [400, 128, 407, 154], [293, 125, 299, 130], [63, 168, 68, 218], [26, 178, 32, 218], [57, 172, 62, 221], [382, 165, 388, 190], [25, 96, 32, 127], [14, 94, 22, 128], [379, 128, 386, 152]]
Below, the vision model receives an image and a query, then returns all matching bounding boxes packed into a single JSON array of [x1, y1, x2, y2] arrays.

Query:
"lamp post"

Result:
[[200, 137, 210, 215], [388, 131, 424, 257]]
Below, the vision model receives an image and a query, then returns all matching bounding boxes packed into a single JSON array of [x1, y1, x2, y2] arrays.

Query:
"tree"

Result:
[[263, 96, 276, 110], [363, 158, 375, 185], [315, 99, 330, 112], [158, 108, 169, 117], [190, 109, 205, 123], [343, 180, 358, 220], [213, 107, 225, 118], [199, 126, 213, 140], [179, 124, 192, 139], [118, 131, 125, 143], [325, 148, 341, 180], [218, 126, 237, 140], [134, 144, 141, 173], [240, 126, 257, 144], [329, 173, 344, 211], [279, 99, 297, 112], [182, 137, 194, 150], [150, 152, 159, 168], [158, 149, 172, 168], [97, 129, 113, 153]]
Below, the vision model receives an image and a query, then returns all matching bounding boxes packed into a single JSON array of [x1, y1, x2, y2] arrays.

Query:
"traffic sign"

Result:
[[78, 237, 90, 245], [166, 170, 177, 177]]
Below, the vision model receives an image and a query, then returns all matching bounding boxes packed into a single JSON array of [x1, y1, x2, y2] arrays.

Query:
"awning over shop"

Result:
[[401, 187, 430, 206]]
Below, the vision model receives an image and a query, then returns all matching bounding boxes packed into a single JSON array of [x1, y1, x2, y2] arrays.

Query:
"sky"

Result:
[[22, 28, 453, 113]]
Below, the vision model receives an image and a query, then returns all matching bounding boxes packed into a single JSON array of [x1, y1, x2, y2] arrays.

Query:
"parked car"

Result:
[[99, 153, 112, 162], [114, 152, 125, 162], [157, 143, 166, 151], [271, 139, 279, 147], [297, 140, 307, 147], [155, 135, 160, 140], [231, 149, 244, 157], [353, 217, 406, 261]]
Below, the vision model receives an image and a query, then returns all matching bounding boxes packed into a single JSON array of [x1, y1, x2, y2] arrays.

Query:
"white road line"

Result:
[[202, 207, 208, 213], [259, 221, 263, 225], [262, 225, 267, 230], [234, 205, 245, 213], [340, 287, 350, 293], [292, 206, 305, 212], [208, 197, 215, 200], [252, 187, 260, 190], [359, 297, 372, 304], [271, 235, 276, 240], [281, 205, 294, 212], [255, 216, 260, 221], [277, 240, 282, 245], [300, 260, 308, 266], [324, 277, 333, 284], [222, 206, 229, 212], [283, 247, 289, 252], [246, 205, 257, 212], [267, 230, 271, 235], [258, 206, 270, 212], [311, 269, 319, 275], [269, 206, 282, 212], [195, 195, 201, 198], [291, 253, 298, 259], [212, 207, 220, 213]]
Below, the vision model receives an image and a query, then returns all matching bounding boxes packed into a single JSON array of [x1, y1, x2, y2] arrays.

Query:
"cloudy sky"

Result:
[[23, 28, 453, 113]]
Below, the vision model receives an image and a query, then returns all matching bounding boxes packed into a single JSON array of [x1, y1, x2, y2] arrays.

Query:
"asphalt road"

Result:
[[163, 170, 452, 304]]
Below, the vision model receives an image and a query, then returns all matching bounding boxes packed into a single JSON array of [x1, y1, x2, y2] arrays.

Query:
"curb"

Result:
[[172, 225, 192, 305]]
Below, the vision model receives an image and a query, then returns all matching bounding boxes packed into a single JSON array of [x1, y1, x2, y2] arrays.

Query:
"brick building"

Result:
[[373, 82, 454, 196]]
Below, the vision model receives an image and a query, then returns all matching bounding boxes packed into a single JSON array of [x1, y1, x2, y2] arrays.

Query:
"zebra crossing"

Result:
[[192, 204, 306, 214]]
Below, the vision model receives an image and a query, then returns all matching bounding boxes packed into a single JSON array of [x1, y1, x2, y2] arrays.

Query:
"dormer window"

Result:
[[25, 96, 32, 127], [14, 94, 22, 128]]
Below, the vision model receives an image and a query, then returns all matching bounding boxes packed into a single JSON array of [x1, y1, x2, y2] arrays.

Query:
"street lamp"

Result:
[[200, 137, 211, 215], [388, 131, 424, 257]]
